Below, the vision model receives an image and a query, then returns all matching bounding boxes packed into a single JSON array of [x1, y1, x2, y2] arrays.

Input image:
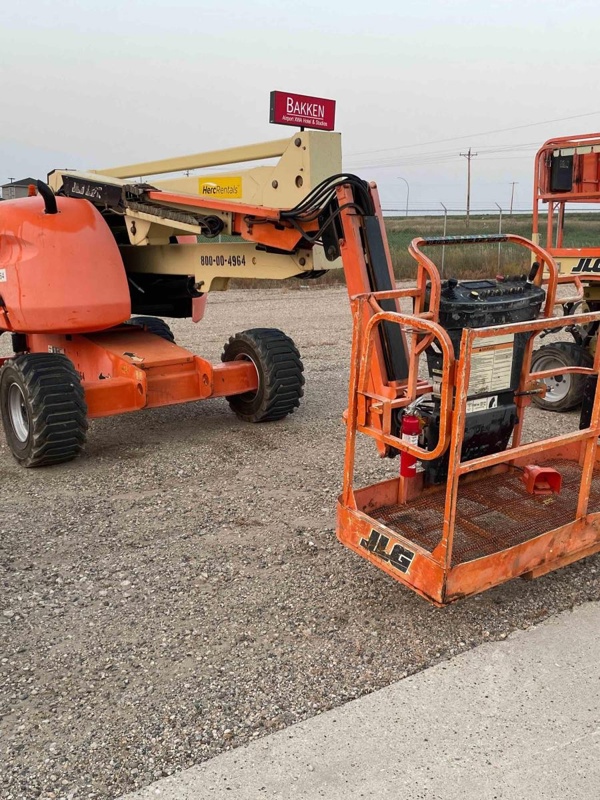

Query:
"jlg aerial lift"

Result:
[[531, 132, 600, 410], [1, 127, 600, 604], [0, 131, 342, 466]]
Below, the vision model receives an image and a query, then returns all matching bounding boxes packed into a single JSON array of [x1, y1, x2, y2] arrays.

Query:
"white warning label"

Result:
[[468, 334, 514, 394], [466, 395, 499, 414]]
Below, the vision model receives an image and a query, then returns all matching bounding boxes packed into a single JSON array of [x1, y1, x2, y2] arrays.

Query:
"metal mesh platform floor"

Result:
[[371, 460, 600, 566]]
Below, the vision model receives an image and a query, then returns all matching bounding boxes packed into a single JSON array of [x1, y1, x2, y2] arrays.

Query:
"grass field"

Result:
[[384, 212, 600, 280], [227, 211, 600, 288]]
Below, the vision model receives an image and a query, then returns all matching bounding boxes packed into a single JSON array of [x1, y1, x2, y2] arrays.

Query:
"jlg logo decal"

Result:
[[572, 257, 600, 274], [360, 530, 415, 574]]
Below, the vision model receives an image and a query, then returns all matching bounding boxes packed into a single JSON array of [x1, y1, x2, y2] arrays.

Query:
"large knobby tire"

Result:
[[221, 328, 304, 422], [530, 341, 593, 412], [125, 316, 175, 343], [0, 353, 88, 467]]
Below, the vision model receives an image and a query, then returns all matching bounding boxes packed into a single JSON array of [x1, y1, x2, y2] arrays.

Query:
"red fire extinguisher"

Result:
[[400, 414, 420, 477]]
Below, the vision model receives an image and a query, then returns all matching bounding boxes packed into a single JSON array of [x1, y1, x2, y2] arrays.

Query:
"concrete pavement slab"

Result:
[[120, 601, 600, 800]]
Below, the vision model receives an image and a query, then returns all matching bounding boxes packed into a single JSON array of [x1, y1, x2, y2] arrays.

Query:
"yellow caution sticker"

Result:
[[198, 177, 242, 199]]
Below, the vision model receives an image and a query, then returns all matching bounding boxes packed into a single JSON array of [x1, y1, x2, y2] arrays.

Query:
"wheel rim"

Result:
[[534, 353, 572, 403], [233, 353, 261, 397], [8, 383, 29, 442]]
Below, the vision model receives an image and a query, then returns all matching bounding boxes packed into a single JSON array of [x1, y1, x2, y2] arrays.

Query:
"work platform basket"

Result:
[[337, 237, 600, 606]]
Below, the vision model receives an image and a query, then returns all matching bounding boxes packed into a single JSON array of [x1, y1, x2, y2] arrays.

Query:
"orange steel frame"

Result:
[[335, 215, 600, 605], [533, 131, 600, 267], [22, 328, 259, 418]]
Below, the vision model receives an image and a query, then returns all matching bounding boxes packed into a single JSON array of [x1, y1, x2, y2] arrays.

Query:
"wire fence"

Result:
[[377, 206, 600, 280], [383, 206, 600, 216]]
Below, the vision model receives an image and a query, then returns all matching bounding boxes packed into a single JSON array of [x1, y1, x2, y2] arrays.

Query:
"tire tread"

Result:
[[0, 353, 88, 467], [221, 328, 304, 422]]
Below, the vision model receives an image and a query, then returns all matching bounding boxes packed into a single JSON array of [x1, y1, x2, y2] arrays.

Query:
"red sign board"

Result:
[[270, 91, 336, 131]]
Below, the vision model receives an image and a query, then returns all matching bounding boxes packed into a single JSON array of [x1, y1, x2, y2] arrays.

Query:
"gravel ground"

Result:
[[1, 285, 599, 800]]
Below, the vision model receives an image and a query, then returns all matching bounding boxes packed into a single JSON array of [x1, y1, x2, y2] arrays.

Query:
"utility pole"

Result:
[[397, 176, 410, 217], [440, 203, 448, 277], [495, 202, 503, 270], [509, 181, 518, 215], [459, 148, 477, 228]]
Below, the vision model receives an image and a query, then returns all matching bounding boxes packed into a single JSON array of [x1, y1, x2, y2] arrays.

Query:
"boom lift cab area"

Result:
[[531, 132, 600, 410]]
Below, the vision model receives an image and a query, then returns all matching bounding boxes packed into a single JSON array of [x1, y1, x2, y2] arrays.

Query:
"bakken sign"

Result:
[[270, 91, 336, 131]]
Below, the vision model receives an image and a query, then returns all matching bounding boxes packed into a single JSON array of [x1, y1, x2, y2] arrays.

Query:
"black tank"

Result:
[[423, 275, 546, 483]]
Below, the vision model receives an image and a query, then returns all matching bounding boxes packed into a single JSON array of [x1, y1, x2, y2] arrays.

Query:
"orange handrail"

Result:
[[409, 233, 560, 318], [356, 306, 455, 462]]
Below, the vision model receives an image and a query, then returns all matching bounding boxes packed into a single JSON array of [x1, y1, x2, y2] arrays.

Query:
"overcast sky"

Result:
[[2, 0, 600, 212]]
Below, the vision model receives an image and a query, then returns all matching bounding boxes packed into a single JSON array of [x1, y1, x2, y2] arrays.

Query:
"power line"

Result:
[[347, 141, 540, 170], [348, 152, 538, 170], [346, 110, 600, 159]]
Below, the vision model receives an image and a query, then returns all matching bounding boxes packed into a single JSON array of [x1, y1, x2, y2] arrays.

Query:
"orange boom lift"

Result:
[[0, 131, 342, 466], [1, 128, 600, 603]]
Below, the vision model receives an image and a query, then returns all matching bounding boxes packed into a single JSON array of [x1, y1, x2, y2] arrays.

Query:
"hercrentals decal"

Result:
[[198, 177, 242, 199]]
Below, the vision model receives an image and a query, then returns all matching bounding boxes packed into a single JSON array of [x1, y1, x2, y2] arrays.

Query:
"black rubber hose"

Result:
[[36, 180, 58, 215]]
